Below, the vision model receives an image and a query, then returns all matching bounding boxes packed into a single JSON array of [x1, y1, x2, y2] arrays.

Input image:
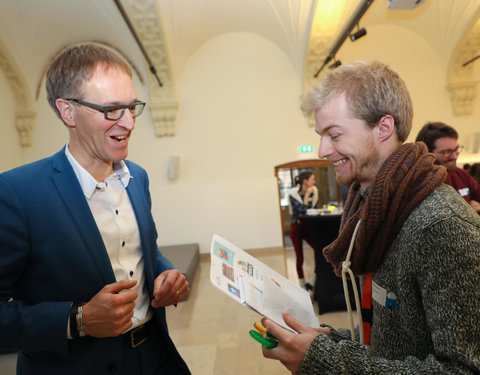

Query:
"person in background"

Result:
[[416, 122, 480, 213], [463, 163, 472, 173], [288, 171, 318, 290], [260, 60, 480, 374], [0, 44, 190, 374], [470, 162, 480, 184]]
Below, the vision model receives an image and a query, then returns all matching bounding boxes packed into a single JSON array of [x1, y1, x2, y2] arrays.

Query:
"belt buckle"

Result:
[[130, 325, 147, 348]]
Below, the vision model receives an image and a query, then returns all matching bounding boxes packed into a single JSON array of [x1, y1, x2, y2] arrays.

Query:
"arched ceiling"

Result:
[[307, 0, 480, 82], [157, 0, 316, 79], [1, 0, 480, 145]]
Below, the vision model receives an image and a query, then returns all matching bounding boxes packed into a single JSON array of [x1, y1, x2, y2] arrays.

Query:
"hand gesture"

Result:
[[261, 312, 330, 375], [151, 269, 189, 308], [82, 279, 138, 338]]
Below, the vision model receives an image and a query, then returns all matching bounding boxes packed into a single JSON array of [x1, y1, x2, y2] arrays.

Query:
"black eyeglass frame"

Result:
[[64, 98, 146, 121], [436, 144, 464, 157]]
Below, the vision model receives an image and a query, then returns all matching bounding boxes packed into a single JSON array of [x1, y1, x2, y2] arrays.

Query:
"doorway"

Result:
[[274, 159, 343, 249]]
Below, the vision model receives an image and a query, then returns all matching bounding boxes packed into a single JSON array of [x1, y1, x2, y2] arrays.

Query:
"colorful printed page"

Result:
[[210, 234, 320, 331]]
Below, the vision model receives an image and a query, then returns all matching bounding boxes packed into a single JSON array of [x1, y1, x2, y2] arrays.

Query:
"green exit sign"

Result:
[[300, 145, 313, 153]]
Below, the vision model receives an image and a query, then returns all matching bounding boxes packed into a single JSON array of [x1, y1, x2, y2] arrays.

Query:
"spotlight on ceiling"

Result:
[[329, 60, 342, 69], [350, 27, 367, 41]]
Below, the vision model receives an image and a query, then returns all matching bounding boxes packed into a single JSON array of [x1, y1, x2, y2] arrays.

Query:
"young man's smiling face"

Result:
[[315, 94, 381, 190]]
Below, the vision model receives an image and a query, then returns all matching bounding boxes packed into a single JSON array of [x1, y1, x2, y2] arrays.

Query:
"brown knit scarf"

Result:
[[323, 142, 446, 277]]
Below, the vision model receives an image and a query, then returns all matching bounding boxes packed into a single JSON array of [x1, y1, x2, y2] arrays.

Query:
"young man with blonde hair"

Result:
[[260, 61, 480, 374]]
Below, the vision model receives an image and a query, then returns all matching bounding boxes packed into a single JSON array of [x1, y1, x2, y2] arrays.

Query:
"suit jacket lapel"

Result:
[[50, 149, 116, 285], [126, 175, 156, 291]]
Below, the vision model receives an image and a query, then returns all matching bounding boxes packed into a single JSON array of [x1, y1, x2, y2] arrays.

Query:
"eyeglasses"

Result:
[[436, 144, 464, 157], [65, 98, 146, 121]]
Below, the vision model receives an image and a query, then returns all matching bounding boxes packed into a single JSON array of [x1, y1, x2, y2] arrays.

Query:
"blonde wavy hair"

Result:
[[301, 60, 413, 142]]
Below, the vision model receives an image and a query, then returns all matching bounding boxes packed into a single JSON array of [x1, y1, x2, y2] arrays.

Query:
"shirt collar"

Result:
[[64, 144, 132, 199]]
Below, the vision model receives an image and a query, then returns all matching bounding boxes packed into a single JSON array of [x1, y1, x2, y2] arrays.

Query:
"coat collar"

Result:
[[50, 147, 116, 285]]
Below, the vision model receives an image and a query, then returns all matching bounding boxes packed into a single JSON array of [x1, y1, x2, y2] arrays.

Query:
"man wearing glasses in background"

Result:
[[416, 122, 480, 213], [0, 44, 190, 374]]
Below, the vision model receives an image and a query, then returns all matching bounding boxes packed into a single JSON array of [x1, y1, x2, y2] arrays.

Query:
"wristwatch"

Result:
[[69, 302, 86, 338], [76, 304, 86, 337]]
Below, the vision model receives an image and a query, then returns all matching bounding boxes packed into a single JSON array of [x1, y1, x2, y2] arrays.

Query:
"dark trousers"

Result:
[[120, 324, 189, 375], [290, 222, 315, 279]]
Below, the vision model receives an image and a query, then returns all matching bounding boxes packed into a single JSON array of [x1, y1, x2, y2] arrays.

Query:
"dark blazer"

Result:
[[0, 148, 189, 374]]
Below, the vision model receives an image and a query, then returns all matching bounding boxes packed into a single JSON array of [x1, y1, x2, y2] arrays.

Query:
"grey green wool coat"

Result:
[[301, 184, 480, 374]]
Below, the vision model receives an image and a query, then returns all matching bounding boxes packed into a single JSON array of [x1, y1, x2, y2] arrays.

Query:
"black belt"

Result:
[[123, 320, 153, 349]]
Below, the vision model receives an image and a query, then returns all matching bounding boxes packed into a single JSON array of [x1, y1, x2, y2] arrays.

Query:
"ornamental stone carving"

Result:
[[0, 38, 36, 147], [121, 0, 178, 136], [447, 17, 480, 116]]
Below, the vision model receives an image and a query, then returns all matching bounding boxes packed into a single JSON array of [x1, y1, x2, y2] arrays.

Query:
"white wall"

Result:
[[128, 32, 318, 252]]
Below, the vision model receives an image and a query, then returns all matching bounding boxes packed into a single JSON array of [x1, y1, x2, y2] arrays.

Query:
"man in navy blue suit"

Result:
[[0, 44, 191, 374]]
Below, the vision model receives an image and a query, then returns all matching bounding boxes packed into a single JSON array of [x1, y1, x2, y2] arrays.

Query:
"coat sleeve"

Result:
[[0, 175, 71, 357], [300, 216, 480, 374]]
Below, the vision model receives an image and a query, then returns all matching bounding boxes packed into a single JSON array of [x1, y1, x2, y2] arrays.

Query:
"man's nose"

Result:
[[119, 109, 135, 130], [318, 137, 332, 159]]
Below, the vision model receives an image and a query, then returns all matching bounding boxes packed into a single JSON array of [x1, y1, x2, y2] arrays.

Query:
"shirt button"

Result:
[[122, 241, 125, 247], [130, 271, 134, 277], [115, 209, 119, 215]]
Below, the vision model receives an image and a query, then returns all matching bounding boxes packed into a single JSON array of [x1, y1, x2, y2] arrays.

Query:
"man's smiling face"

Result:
[[315, 94, 381, 190]]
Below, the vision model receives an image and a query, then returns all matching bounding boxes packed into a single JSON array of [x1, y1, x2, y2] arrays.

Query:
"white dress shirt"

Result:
[[65, 145, 152, 332]]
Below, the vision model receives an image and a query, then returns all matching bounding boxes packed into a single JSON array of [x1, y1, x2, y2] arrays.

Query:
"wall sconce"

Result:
[[350, 27, 367, 41], [167, 155, 180, 180]]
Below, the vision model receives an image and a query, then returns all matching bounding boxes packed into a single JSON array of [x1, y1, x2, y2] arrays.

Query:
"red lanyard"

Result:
[[361, 273, 372, 345]]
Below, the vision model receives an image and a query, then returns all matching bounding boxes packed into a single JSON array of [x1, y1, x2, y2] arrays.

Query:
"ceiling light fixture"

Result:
[[350, 27, 367, 41], [313, 0, 374, 78]]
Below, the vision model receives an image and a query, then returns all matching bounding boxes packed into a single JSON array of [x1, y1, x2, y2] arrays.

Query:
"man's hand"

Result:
[[470, 199, 480, 213], [151, 269, 189, 308], [261, 312, 330, 375], [82, 279, 138, 338]]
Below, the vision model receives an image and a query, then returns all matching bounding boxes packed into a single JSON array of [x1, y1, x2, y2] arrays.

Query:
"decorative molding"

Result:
[[150, 100, 178, 137], [447, 17, 480, 116], [446, 81, 478, 116], [121, 0, 178, 136], [0, 38, 36, 147]]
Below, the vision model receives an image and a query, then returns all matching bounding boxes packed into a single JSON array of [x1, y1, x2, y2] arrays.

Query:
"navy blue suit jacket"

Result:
[[0, 148, 189, 374]]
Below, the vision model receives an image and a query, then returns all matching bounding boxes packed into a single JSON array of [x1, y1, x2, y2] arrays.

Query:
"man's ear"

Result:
[[375, 115, 395, 142], [55, 98, 76, 127]]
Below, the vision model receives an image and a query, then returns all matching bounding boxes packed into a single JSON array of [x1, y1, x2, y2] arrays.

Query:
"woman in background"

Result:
[[288, 171, 318, 289]]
